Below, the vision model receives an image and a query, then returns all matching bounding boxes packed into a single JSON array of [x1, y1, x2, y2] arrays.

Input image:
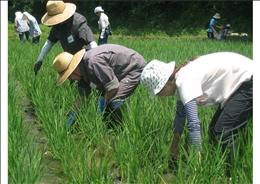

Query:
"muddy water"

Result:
[[23, 99, 66, 184]]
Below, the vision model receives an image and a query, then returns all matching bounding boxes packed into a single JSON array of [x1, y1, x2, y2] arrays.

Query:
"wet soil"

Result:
[[21, 96, 65, 184]]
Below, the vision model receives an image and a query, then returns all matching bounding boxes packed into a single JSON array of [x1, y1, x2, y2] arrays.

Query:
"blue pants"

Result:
[[98, 32, 108, 45], [98, 97, 125, 127]]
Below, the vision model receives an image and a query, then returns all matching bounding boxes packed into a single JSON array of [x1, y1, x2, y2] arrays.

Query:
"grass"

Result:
[[8, 23, 252, 183], [8, 69, 42, 183]]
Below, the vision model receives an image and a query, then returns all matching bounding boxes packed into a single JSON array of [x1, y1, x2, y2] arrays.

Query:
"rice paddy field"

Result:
[[8, 24, 252, 184]]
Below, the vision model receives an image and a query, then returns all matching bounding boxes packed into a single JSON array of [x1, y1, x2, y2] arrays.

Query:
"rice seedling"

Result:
[[8, 23, 252, 183]]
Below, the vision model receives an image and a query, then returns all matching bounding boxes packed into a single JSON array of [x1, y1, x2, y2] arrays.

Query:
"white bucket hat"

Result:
[[141, 60, 175, 95], [94, 6, 104, 14]]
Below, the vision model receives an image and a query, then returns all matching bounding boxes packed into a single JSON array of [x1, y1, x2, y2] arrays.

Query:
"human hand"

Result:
[[66, 111, 77, 126], [98, 97, 106, 114], [34, 60, 43, 75]]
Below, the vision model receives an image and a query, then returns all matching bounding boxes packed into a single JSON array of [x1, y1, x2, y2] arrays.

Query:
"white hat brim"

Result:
[[153, 61, 175, 95]]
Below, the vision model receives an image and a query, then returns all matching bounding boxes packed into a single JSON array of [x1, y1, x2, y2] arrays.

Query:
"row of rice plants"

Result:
[[8, 24, 252, 183], [8, 64, 42, 183]]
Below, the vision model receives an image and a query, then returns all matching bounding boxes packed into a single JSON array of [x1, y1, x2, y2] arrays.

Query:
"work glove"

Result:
[[97, 97, 106, 114], [66, 111, 77, 126], [110, 99, 124, 110], [34, 60, 43, 75]]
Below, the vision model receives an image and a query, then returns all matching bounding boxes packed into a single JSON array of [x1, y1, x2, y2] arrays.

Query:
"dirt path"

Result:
[[21, 92, 65, 184]]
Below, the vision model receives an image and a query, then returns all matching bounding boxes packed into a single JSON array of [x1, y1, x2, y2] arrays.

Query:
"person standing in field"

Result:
[[140, 52, 253, 173], [94, 6, 111, 45], [14, 11, 30, 42], [34, 0, 97, 75], [52, 44, 146, 127], [207, 13, 221, 39], [22, 11, 42, 44]]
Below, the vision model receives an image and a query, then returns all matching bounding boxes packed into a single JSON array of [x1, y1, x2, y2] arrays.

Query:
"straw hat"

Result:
[[94, 6, 104, 14], [53, 49, 85, 85], [140, 60, 175, 95], [213, 13, 221, 19], [41, 1, 76, 26]]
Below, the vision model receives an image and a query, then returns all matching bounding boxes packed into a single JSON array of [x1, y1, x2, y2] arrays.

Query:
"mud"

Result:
[[22, 96, 66, 184]]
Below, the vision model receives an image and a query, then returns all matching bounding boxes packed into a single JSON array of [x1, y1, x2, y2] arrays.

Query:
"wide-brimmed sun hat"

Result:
[[141, 60, 175, 95], [94, 6, 104, 14], [53, 49, 85, 85], [41, 1, 76, 26], [213, 13, 221, 19]]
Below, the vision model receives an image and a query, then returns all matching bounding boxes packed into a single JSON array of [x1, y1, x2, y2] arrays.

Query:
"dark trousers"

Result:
[[19, 31, 29, 42], [209, 77, 252, 148], [207, 32, 214, 39], [98, 32, 108, 45], [208, 77, 252, 175]]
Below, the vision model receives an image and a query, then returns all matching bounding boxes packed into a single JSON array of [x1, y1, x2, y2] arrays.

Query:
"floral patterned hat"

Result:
[[141, 60, 175, 95]]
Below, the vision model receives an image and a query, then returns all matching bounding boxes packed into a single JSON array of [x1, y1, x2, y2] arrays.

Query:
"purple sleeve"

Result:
[[92, 57, 119, 91]]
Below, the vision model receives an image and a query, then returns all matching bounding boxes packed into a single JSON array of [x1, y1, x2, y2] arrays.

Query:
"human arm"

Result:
[[169, 99, 201, 170], [78, 21, 97, 49], [92, 57, 120, 99], [170, 100, 186, 163], [34, 40, 54, 75], [66, 80, 91, 126], [99, 14, 109, 39], [184, 99, 202, 148]]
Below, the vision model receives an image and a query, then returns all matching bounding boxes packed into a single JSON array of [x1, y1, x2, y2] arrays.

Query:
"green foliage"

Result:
[[8, 67, 43, 183], [8, 1, 252, 37], [8, 23, 252, 183]]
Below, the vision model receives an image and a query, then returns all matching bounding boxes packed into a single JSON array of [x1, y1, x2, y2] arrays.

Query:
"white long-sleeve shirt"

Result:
[[23, 12, 41, 37], [14, 12, 29, 33], [98, 12, 110, 38]]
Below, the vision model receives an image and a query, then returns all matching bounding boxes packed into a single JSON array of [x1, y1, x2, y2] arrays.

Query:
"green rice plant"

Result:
[[8, 74, 42, 183], [8, 22, 252, 183]]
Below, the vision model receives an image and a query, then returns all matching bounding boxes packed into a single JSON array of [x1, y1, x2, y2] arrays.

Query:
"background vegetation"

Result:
[[8, 1, 252, 37]]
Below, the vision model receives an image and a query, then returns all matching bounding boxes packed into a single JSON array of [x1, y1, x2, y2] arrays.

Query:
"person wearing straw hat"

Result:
[[206, 13, 222, 39], [34, 0, 97, 75], [53, 44, 146, 127], [140, 52, 253, 174], [22, 11, 42, 44], [94, 6, 111, 45]]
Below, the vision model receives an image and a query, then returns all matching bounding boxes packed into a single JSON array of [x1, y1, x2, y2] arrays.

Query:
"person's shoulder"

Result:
[[100, 12, 108, 18], [73, 12, 87, 21], [73, 12, 88, 26]]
